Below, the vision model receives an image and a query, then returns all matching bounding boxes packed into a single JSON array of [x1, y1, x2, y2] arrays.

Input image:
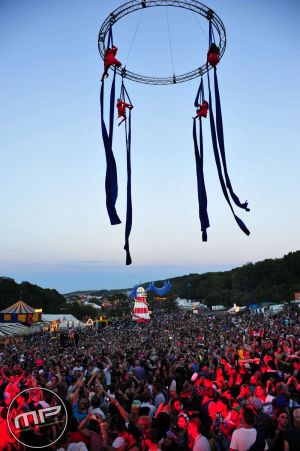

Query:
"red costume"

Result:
[[116, 98, 133, 126], [194, 101, 209, 119], [102, 45, 122, 80], [207, 43, 220, 67]]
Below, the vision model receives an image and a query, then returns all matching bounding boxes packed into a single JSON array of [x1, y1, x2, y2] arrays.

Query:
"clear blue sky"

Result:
[[1, 0, 299, 293]]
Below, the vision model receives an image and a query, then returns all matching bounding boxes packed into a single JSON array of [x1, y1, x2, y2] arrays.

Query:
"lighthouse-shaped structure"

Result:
[[132, 287, 151, 323]]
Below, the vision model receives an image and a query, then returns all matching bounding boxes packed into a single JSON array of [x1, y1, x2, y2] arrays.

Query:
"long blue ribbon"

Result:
[[193, 79, 209, 241], [100, 76, 121, 225], [207, 67, 250, 236], [121, 80, 133, 265], [213, 68, 249, 211], [100, 25, 121, 225]]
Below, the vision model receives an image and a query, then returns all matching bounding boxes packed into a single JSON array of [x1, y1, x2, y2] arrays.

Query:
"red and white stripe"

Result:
[[132, 297, 150, 323]]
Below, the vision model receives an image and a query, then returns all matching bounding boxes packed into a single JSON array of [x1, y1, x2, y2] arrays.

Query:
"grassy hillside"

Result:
[[1, 251, 299, 312], [0, 277, 66, 313], [166, 251, 300, 306]]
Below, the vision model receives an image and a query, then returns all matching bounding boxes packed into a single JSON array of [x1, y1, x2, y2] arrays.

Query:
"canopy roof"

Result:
[[42, 314, 80, 322], [0, 322, 41, 336], [1, 300, 36, 314]]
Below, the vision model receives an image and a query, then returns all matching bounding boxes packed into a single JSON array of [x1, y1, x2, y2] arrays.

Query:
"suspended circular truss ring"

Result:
[[98, 0, 226, 85]]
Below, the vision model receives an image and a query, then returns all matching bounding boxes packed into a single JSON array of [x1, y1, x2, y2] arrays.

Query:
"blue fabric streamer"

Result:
[[194, 79, 209, 240], [213, 68, 249, 211], [194, 78, 204, 107], [109, 67, 116, 147], [124, 104, 132, 265], [100, 25, 121, 226], [120, 80, 133, 265], [207, 67, 250, 236], [192, 80, 210, 241], [100, 77, 121, 225]]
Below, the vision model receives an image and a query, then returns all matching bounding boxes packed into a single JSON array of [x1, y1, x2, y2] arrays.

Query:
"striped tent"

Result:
[[0, 300, 42, 323], [1, 300, 35, 314]]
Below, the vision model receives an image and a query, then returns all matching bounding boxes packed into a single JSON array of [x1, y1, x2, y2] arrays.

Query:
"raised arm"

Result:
[[70, 380, 84, 405], [109, 396, 129, 423]]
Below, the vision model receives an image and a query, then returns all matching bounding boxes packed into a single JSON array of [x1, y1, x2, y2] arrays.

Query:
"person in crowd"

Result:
[[187, 417, 211, 450], [230, 408, 268, 451], [284, 407, 300, 451], [268, 410, 289, 451], [143, 427, 162, 450]]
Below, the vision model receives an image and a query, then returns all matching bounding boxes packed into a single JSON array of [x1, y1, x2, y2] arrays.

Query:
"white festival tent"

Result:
[[42, 314, 84, 329]]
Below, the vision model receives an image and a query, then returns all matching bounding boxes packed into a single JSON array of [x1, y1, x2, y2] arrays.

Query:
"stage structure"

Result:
[[99, 0, 250, 264]]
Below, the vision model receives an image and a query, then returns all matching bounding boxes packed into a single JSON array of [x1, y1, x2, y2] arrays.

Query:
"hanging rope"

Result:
[[182, 0, 208, 42], [125, 8, 144, 67], [165, 6, 175, 76]]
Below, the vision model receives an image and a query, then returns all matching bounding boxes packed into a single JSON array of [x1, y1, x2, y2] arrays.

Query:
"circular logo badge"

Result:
[[7, 387, 68, 449]]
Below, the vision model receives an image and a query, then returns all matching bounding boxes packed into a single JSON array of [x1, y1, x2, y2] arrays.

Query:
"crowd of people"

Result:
[[0, 307, 299, 450]]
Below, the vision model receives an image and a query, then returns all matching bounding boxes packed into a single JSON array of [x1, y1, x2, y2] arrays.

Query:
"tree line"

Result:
[[0, 251, 299, 316]]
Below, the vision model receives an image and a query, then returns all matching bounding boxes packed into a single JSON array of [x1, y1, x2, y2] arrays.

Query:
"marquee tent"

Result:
[[0, 300, 42, 323], [42, 314, 82, 329]]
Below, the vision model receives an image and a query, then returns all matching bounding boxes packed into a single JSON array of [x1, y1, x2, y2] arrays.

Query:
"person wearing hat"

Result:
[[248, 396, 263, 412], [247, 397, 274, 442], [231, 405, 242, 429], [191, 373, 207, 400], [191, 372, 199, 383]]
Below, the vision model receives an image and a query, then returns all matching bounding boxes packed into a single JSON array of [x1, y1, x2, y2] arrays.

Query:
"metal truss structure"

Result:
[[98, 0, 226, 85]]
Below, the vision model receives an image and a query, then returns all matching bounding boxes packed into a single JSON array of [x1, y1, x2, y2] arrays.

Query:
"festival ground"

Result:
[[0, 307, 299, 450]]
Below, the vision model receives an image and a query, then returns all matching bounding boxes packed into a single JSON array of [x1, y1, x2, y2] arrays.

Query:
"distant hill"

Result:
[[66, 251, 300, 307], [0, 277, 66, 313], [1, 251, 299, 311], [165, 250, 300, 306]]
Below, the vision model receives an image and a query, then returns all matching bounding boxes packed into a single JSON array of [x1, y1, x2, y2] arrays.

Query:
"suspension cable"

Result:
[[165, 6, 175, 76], [183, 0, 208, 41], [124, 8, 144, 67]]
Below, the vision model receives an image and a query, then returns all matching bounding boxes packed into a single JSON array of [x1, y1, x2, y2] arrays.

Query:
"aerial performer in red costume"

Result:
[[116, 98, 134, 126], [207, 42, 220, 67], [193, 100, 209, 119], [101, 45, 122, 81]]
